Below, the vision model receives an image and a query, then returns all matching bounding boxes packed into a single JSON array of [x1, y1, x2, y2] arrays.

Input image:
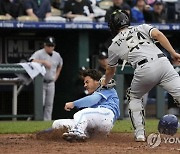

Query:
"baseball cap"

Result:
[[98, 51, 108, 59], [44, 36, 56, 46]]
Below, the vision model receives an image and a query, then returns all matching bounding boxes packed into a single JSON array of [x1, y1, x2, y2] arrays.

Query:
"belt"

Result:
[[136, 53, 166, 68], [44, 80, 54, 83]]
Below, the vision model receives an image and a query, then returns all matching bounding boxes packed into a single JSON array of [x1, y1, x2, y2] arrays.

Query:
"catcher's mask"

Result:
[[158, 114, 179, 136], [108, 10, 130, 37]]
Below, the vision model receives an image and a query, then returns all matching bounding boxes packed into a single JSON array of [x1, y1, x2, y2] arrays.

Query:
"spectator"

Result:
[[51, 0, 61, 9], [89, 0, 106, 21], [29, 36, 63, 121], [125, 0, 136, 7], [131, 0, 152, 23], [105, 0, 131, 22], [0, 0, 25, 19], [24, 0, 51, 20], [146, 0, 156, 5], [151, 0, 166, 23], [63, 0, 94, 21]]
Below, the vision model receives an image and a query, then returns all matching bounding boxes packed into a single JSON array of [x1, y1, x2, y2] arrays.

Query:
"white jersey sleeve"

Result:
[[107, 48, 119, 67], [139, 24, 156, 39]]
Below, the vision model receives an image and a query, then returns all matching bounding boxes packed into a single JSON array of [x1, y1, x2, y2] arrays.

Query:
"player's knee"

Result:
[[73, 110, 89, 123], [52, 120, 61, 129], [73, 109, 87, 118], [128, 98, 144, 112]]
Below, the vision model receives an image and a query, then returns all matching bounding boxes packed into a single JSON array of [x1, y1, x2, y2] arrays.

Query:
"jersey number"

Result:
[[126, 32, 146, 52]]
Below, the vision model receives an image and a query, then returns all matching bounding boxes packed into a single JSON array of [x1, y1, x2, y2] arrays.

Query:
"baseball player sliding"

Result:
[[52, 69, 119, 142], [100, 10, 180, 142]]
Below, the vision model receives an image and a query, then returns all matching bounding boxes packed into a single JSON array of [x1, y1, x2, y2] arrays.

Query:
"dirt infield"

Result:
[[0, 131, 180, 154]]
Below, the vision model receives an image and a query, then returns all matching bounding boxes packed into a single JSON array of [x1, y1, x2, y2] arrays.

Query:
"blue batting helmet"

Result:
[[158, 114, 179, 136]]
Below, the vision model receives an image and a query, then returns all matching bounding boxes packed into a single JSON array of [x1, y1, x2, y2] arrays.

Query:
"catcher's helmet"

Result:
[[158, 114, 179, 136], [108, 10, 130, 36]]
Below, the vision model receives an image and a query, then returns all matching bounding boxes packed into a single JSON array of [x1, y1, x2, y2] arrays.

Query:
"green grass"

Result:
[[0, 121, 53, 134], [0, 119, 160, 134], [112, 119, 159, 133]]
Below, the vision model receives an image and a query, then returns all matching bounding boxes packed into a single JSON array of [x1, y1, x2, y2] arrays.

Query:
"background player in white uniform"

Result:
[[100, 10, 180, 142], [52, 69, 120, 142], [30, 36, 63, 121]]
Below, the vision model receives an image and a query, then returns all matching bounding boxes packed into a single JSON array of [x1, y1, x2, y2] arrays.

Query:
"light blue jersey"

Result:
[[73, 88, 120, 121]]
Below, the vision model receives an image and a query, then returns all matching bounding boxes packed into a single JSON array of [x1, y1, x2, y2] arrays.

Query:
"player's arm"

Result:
[[5, 13, 13, 19], [65, 12, 85, 19], [31, 59, 52, 69], [101, 48, 118, 86], [45, 1, 51, 18], [151, 29, 180, 62], [64, 93, 102, 111], [104, 66, 116, 85], [46, 12, 51, 18], [26, 8, 38, 19], [55, 66, 62, 81], [63, 1, 85, 19]]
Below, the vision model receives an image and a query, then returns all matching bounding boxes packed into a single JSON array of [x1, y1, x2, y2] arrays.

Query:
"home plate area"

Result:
[[0, 130, 180, 154]]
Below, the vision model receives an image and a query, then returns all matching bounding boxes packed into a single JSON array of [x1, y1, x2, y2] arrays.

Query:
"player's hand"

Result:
[[5, 13, 13, 19], [171, 52, 180, 63], [43, 61, 52, 69], [64, 102, 74, 111]]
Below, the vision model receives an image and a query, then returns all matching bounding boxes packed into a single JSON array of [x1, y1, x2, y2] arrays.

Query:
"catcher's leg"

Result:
[[159, 74, 180, 107], [127, 87, 145, 142], [127, 67, 156, 142], [129, 98, 145, 142]]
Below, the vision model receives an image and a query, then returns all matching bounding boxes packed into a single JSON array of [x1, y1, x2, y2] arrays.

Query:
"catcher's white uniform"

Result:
[[108, 24, 180, 140]]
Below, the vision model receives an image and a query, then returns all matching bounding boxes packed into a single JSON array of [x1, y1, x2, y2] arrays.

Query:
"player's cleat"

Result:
[[62, 131, 88, 142], [135, 134, 146, 142], [62, 132, 75, 142], [135, 129, 146, 142]]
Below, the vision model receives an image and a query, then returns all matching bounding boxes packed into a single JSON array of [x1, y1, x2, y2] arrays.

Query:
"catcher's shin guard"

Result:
[[173, 96, 180, 107], [128, 99, 145, 141]]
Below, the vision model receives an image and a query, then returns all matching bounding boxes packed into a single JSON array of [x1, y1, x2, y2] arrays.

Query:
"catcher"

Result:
[[52, 69, 120, 142], [100, 10, 180, 142]]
